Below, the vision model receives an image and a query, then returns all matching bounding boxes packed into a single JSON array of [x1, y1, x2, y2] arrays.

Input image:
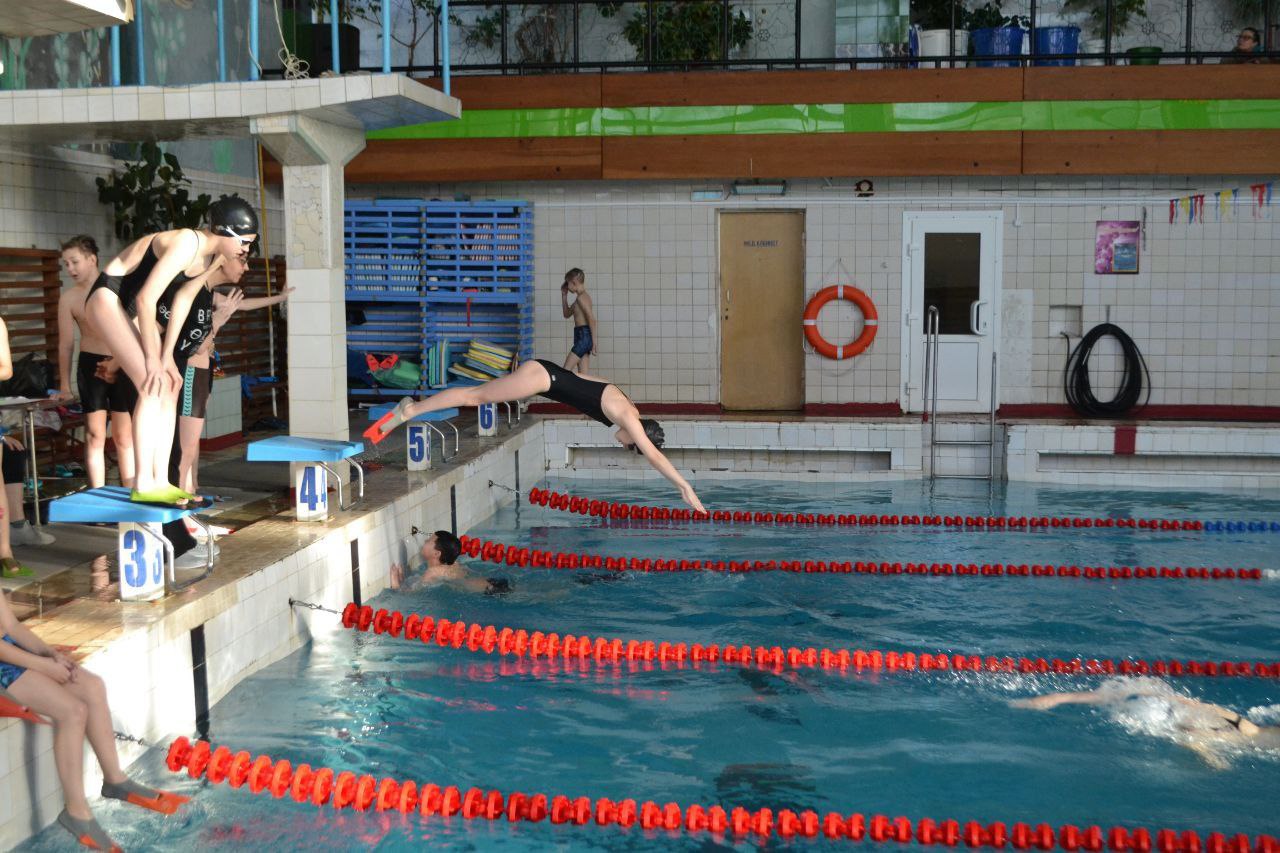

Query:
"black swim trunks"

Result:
[[180, 364, 211, 420], [571, 325, 593, 358], [76, 353, 137, 414], [535, 359, 613, 426]]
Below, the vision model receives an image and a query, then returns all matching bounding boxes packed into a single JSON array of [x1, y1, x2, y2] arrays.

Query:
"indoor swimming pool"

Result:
[[19, 479, 1280, 851]]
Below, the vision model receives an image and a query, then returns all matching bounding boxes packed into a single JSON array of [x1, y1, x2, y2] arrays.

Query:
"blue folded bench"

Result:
[[46, 487, 214, 593], [48, 486, 196, 524], [246, 436, 365, 511], [368, 403, 461, 459], [245, 436, 364, 463]]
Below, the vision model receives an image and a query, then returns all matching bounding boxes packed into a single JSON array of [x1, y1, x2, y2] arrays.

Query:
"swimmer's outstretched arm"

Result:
[[1009, 690, 1110, 710], [616, 411, 705, 513]]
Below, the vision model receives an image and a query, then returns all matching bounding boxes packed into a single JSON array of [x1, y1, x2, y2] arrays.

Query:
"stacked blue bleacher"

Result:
[[343, 199, 533, 401]]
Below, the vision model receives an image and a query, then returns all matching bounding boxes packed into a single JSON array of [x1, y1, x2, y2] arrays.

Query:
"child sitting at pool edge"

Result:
[[390, 529, 510, 595], [560, 268, 596, 374]]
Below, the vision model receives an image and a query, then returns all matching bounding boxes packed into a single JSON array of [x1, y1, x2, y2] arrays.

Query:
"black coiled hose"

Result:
[[1063, 323, 1150, 418]]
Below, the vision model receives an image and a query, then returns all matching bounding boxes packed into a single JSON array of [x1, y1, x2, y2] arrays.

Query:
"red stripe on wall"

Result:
[[1114, 424, 1137, 455], [998, 404, 1280, 423]]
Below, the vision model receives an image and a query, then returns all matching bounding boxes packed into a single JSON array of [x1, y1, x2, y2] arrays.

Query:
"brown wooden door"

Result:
[[719, 210, 805, 411]]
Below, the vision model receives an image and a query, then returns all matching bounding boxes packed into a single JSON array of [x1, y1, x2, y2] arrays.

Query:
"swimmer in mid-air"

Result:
[[365, 359, 705, 513], [1010, 678, 1280, 768]]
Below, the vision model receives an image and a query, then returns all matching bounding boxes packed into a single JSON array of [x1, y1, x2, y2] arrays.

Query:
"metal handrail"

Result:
[[925, 305, 940, 480]]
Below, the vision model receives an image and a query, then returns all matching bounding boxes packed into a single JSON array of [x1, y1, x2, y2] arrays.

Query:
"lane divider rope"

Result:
[[459, 535, 1272, 583], [164, 737, 1278, 851], [528, 488, 1280, 534], [328, 601, 1280, 679]]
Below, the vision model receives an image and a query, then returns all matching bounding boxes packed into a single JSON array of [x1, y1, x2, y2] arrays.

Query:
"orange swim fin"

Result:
[[102, 779, 190, 815], [0, 694, 48, 724], [124, 790, 190, 815], [362, 410, 397, 445]]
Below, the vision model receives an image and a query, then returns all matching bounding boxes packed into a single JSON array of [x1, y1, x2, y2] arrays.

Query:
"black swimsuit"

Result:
[[89, 231, 195, 317], [535, 359, 613, 426]]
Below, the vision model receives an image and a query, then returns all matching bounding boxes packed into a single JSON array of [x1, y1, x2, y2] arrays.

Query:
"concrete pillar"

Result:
[[250, 114, 364, 449]]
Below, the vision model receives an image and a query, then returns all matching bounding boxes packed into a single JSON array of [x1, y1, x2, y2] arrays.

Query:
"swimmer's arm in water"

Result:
[[1009, 691, 1111, 710], [1185, 741, 1231, 770]]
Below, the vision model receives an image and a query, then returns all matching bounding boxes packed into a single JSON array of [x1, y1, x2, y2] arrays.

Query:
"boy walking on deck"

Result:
[[560, 268, 596, 374]]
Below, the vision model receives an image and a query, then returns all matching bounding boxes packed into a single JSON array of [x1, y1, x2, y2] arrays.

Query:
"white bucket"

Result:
[[918, 29, 970, 67]]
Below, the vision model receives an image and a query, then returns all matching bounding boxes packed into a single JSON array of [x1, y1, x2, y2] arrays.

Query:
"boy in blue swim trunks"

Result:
[[560, 268, 597, 374], [0, 588, 190, 849]]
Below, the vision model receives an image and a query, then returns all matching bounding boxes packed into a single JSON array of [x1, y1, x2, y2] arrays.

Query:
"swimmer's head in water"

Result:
[[617, 419, 664, 453], [424, 530, 462, 565]]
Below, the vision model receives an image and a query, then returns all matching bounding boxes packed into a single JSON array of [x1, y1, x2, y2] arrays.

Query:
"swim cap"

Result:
[[208, 196, 259, 239]]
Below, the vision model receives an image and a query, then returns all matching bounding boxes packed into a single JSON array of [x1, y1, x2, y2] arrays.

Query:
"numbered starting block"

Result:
[[246, 436, 365, 522], [367, 403, 460, 471], [47, 487, 213, 601]]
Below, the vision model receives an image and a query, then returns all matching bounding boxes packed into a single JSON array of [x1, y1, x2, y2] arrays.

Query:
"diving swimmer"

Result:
[[365, 359, 705, 513]]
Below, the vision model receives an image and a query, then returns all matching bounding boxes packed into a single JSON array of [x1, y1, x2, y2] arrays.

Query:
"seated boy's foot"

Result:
[[57, 809, 122, 852], [362, 397, 414, 445], [0, 556, 34, 578], [102, 778, 190, 815]]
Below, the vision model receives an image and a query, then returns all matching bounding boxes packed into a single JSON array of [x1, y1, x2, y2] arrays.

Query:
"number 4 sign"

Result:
[[295, 464, 329, 521]]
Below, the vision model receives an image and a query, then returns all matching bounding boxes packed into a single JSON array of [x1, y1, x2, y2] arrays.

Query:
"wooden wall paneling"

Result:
[[1023, 65, 1280, 102], [341, 138, 604, 183], [602, 68, 1025, 106], [215, 257, 289, 429], [602, 132, 1023, 179], [415, 73, 602, 109], [1023, 130, 1280, 174]]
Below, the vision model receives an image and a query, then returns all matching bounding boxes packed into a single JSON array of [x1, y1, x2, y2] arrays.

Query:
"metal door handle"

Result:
[[970, 300, 988, 335]]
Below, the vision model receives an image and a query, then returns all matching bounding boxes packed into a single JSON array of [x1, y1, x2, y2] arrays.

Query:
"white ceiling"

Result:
[[0, 0, 132, 37]]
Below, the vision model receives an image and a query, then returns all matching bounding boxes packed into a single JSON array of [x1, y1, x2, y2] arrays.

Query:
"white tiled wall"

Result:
[[0, 142, 282, 264], [0, 424, 545, 850], [201, 375, 242, 441], [1006, 423, 1280, 489], [542, 417, 922, 482], [354, 176, 1280, 411]]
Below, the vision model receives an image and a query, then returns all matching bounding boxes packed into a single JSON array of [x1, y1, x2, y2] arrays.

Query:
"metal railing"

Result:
[[1, 0, 1275, 93], [924, 306, 1000, 482]]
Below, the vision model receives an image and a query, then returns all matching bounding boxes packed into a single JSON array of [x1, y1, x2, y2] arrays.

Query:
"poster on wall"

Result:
[[1094, 220, 1140, 274]]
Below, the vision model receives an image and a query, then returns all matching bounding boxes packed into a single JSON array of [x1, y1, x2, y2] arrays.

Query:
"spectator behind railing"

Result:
[[1221, 27, 1266, 63]]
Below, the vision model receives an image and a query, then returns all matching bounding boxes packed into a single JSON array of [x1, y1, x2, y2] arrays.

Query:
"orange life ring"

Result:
[[803, 285, 878, 359]]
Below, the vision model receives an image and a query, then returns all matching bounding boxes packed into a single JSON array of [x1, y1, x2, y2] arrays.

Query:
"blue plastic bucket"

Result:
[[1033, 25, 1080, 66], [972, 27, 1024, 67]]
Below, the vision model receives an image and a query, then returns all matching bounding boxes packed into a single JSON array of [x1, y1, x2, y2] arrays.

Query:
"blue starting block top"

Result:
[[369, 403, 460, 423], [246, 436, 365, 463], [48, 486, 195, 524]]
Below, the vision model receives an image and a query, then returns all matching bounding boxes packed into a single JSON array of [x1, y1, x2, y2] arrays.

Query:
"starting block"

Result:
[[246, 436, 365, 521], [367, 403, 459, 471], [47, 487, 213, 601]]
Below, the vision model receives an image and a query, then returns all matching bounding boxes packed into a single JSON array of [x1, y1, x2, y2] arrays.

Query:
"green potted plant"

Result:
[[596, 1, 753, 65], [968, 1, 1027, 66], [911, 0, 972, 66], [95, 143, 213, 242], [1061, 0, 1155, 63]]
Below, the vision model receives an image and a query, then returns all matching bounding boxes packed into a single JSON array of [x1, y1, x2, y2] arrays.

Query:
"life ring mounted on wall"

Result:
[[802, 285, 878, 360]]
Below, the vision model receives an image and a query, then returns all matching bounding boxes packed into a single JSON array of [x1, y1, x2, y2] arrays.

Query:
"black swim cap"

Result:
[[208, 196, 259, 239]]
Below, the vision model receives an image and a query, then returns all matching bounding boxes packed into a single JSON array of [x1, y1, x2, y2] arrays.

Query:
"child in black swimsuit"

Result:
[[366, 359, 704, 512]]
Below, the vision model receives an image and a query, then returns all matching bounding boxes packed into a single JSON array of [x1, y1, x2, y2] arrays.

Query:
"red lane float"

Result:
[[338, 603, 1280, 679], [165, 737, 1279, 851], [458, 535, 1266, 583], [526, 488, 1207, 533]]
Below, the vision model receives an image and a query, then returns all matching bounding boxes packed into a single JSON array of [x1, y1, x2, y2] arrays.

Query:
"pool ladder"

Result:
[[924, 306, 1000, 481]]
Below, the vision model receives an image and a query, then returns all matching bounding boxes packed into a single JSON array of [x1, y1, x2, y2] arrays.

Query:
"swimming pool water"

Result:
[[20, 479, 1280, 851]]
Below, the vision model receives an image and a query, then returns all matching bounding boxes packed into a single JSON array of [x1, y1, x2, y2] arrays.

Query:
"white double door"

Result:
[[901, 211, 1002, 414]]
